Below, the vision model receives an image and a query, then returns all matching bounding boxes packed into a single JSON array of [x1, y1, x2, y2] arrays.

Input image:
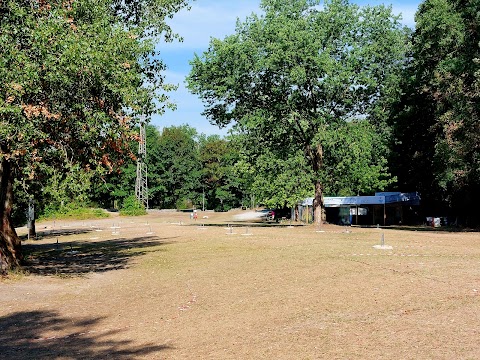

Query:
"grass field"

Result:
[[1, 210, 479, 359]]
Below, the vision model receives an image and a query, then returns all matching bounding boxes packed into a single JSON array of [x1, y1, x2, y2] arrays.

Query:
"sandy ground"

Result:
[[1, 209, 479, 359]]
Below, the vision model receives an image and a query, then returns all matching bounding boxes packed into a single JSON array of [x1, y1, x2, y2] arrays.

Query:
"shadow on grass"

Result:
[[0, 310, 172, 359], [20, 228, 94, 241], [23, 236, 175, 277]]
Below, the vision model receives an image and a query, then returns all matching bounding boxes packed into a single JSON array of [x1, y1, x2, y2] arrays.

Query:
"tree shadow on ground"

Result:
[[23, 236, 176, 277], [0, 310, 171, 359], [20, 228, 94, 241]]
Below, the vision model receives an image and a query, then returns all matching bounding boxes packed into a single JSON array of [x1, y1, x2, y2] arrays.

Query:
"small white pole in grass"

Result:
[[242, 226, 252, 236], [111, 223, 120, 235], [373, 232, 393, 250], [226, 224, 236, 235], [146, 225, 153, 235]]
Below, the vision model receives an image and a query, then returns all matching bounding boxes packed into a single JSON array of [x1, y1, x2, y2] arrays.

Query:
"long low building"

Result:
[[297, 192, 421, 225]]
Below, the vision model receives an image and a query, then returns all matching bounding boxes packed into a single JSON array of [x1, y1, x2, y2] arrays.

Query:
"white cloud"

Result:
[[153, 0, 421, 135], [164, 1, 260, 51]]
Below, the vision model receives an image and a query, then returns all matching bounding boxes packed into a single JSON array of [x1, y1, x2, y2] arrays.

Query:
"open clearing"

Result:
[[1, 210, 479, 359]]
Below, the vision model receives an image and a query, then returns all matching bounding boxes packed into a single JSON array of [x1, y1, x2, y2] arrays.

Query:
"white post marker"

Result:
[[111, 223, 120, 235], [226, 224, 236, 235], [373, 233, 393, 250], [146, 225, 154, 235], [242, 226, 252, 236]]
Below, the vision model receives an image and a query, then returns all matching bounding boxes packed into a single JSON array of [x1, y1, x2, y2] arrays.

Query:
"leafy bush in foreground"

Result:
[[120, 196, 147, 216], [39, 205, 109, 221]]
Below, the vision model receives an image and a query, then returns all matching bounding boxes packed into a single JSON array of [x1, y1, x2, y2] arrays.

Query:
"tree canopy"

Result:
[[188, 0, 409, 223], [0, 0, 189, 271], [154, 125, 201, 209], [391, 0, 480, 225]]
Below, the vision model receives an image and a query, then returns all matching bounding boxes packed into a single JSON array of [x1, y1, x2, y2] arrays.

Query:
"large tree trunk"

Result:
[[28, 218, 36, 239], [314, 178, 324, 225], [0, 159, 22, 273], [309, 143, 324, 225]]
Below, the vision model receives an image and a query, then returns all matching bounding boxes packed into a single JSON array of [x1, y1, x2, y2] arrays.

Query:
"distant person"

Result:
[[269, 210, 275, 221], [193, 210, 198, 220]]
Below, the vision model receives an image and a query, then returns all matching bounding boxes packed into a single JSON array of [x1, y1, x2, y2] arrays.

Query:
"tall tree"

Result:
[[321, 120, 395, 197], [155, 125, 201, 208], [188, 0, 409, 224], [230, 131, 313, 209], [392, 0, 480, 224], [198, 135, 244, 211], [0, 0, 188, 271]]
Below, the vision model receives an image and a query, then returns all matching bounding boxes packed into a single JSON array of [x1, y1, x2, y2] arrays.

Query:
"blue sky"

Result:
[[154, 0, 422, 136]]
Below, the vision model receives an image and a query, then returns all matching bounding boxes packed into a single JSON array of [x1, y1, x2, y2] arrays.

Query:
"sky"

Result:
[[154, 0, 422, 136]]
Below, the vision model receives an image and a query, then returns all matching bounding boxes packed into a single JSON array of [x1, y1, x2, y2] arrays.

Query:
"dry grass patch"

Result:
[[1, 210, 479, 359]]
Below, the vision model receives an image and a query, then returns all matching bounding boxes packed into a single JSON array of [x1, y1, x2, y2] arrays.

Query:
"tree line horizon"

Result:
[[1, 0, 478, 271]]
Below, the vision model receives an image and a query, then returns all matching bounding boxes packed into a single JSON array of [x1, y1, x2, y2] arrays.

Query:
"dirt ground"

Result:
[[1, 209, 479, 359]]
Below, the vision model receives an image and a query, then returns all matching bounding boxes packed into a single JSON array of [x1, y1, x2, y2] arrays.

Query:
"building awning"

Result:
[[299, 192, 421, 208], [324, 192, 420, 208], [325, 196, 386, 207]]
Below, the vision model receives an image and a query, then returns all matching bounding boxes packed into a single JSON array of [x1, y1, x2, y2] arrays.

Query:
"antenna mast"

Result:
[[135, 120, 148, 209]]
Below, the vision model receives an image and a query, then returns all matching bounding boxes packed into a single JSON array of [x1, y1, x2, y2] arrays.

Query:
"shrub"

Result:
[[39, 203, 109, 220], [120, 195, 147, 216], [176, 198, 194, 210]]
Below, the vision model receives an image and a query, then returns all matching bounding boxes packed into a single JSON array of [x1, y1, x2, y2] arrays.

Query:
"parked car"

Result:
[[256, 209, 276, 222]]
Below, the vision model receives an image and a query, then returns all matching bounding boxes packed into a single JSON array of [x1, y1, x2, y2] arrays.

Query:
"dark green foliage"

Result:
[[0, 0, 189, 269], [391, 0, 480, 225], [154, 125, 201, 209], [90, 163, 137, 210], [87, 125, 247, 212], [120, 195, 146, 216], [39, 206, 109, 221], [198, 135, 244, 211], [188, 0, 408, 220], [321, 121, 395, 196]]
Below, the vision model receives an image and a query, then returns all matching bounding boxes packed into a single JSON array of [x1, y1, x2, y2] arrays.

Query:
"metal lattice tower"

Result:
[[135, 121, 148, 209]]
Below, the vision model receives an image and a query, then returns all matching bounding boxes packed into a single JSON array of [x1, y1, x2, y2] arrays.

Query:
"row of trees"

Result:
[[1, 0, 189, 270], [188, 0, 479, 226], [91, 125, 246, 212], [16, 120, 394, 218], [2, 0, 479, 271], [390, 0, 479, 224]]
